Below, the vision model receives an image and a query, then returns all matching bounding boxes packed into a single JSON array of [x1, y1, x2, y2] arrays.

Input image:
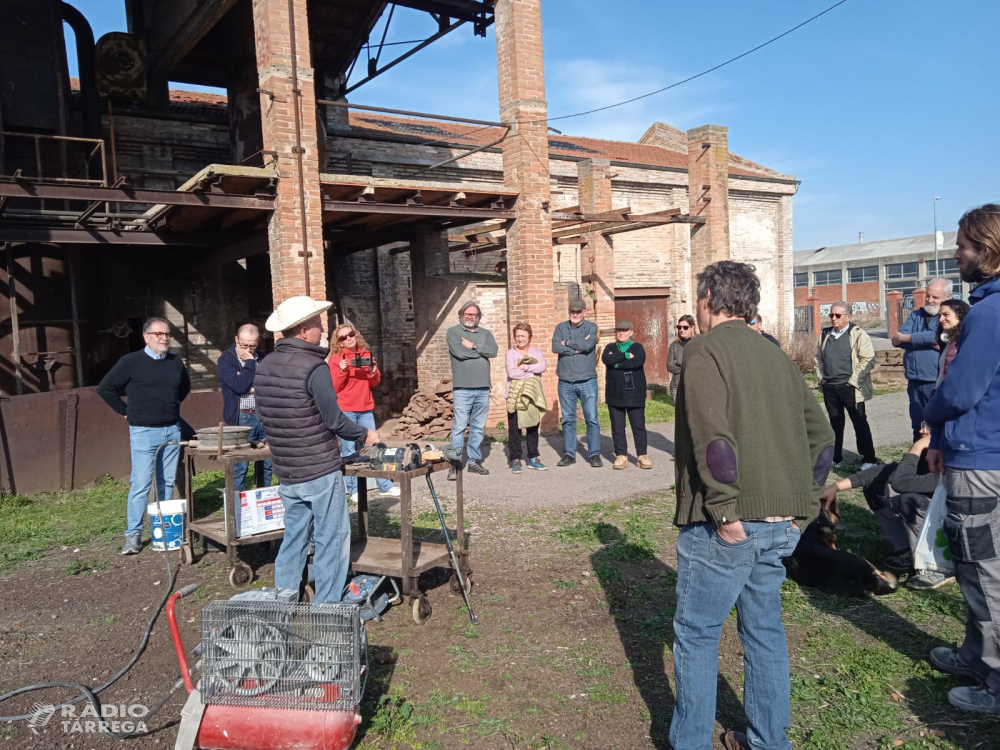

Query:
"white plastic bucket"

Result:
[[147, 500, 186, 551]]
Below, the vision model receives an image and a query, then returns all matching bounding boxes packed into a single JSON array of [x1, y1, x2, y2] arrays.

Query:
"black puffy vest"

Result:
[[255, 338, 341, 484]]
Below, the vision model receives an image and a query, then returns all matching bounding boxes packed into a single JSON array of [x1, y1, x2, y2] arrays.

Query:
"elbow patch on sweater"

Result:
[[814, 445, 834, 485], [706, 438, 738, 484]]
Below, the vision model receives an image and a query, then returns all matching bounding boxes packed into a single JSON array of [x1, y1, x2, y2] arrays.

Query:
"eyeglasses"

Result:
[[337, 331, 356, 342], [676, 325, 691, 330], [238, 341, 258, 349], [145, 331, 171, 340], [830, 313, 846, 319]]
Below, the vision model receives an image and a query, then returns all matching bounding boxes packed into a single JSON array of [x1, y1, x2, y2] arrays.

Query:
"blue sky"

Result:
[[66, 0, 998, 250]]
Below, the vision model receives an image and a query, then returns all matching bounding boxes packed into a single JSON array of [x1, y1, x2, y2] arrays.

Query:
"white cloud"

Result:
[[545, 58, 732, 141]]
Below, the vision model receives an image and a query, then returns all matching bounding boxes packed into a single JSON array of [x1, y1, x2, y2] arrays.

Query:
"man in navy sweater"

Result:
[[217, 323, 271, 492], [892, 278, 952, 440], [97, 317, 190, 555], [924, 204, 1000, 715]]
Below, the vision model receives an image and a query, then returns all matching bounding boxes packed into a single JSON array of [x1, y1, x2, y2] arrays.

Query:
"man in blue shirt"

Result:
[[217, 323, 271, 492], [892, 278, 952, 440], [924, 204, 1000, 716]]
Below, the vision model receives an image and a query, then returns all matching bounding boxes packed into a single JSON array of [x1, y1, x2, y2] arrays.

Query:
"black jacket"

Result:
[[217, 345, 265, 426], [601, 342, 647, 408], [255, 338, 364, 484]]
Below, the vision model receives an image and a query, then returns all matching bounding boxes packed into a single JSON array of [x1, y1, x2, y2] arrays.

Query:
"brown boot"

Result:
[[613, 455, 628, 470], [637, 454, 652, 469], [722, 730, 750, 750]]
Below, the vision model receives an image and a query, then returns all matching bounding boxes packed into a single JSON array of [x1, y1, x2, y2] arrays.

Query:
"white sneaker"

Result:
[[861, 462, 878, 470], [381, 486, 401, 498], [348, 492, 358, 504]]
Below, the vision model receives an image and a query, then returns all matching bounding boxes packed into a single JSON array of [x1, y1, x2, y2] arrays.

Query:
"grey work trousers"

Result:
[[862, 485, 930, 554], [945, 468, 1000, 692]]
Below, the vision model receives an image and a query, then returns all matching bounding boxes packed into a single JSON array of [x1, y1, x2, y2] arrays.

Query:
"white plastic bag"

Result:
[[913, 477, 956, 573]]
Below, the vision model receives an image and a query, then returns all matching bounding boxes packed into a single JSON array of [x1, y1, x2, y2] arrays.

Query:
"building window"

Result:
[[886, 262, 919, 280], [793, 272, 808, 288], [927, 258, 959, 276], [848, 266, 878, 283], [813, 270, 842, 286], [885, 279, 919, 295]]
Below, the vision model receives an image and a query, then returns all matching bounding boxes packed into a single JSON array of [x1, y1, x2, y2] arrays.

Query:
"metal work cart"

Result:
[[180, 444, 279, 587], [180, 446, 472, 622], [346, 460, 471, 624]]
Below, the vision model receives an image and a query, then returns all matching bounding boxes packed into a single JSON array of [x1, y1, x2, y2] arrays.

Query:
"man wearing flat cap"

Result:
[[255, 296, 379, 603], [552, 298, 602, 468]]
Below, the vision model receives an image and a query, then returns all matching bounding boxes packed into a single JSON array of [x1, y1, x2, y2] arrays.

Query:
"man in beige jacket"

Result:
[[816, 301, 877, 468]]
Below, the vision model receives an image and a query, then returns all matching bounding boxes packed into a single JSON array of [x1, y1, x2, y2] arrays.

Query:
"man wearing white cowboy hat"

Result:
[[255, 296, 380, 603]]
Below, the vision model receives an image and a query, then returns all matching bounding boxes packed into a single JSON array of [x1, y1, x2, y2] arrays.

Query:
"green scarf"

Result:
[[616, 340, 633, 353]]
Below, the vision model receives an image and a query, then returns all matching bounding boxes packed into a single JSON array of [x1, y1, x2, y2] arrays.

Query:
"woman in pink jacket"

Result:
[[505, 323, 548, 474]]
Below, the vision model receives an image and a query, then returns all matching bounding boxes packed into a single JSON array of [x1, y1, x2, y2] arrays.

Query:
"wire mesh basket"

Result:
[[200, 601, 363, 710]]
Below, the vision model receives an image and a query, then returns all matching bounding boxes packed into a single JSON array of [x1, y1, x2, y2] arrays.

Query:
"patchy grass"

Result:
[[0, 471, 226, 571]]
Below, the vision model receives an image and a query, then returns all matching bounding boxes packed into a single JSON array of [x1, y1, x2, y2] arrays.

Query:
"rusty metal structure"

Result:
[[0, 0, 516, 493]]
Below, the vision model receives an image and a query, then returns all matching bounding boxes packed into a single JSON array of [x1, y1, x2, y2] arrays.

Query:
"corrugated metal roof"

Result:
[[794, 231, 958, 268]]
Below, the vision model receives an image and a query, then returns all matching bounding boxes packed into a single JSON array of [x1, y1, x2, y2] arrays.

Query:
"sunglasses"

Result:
[[338, 331, 356, 341], [676, 325, 691, 330], [145, 331, 171, 340], [830, 313, 846, 319]]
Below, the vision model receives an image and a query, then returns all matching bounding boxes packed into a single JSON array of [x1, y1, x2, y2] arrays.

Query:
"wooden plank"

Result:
[[349, 537, 451, 578]]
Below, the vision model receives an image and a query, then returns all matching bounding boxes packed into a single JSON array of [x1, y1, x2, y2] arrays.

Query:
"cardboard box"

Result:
[[234, 487, 286, 538]]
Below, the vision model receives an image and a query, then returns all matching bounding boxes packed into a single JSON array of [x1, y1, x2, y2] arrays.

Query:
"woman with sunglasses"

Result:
[[667, 315, 697, 402], [328, 324, 399, 501], [935, 299, 971, 386]]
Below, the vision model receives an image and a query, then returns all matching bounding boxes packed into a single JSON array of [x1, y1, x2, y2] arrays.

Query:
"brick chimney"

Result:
[[687, 125, 731, 278]]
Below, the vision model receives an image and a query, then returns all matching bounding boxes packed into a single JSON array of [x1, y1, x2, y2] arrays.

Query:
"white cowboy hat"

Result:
[[264, 296, 333, 333]]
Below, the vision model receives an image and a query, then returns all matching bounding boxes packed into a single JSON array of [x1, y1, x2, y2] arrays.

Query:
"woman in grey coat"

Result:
[[667, 314, 696, 401]]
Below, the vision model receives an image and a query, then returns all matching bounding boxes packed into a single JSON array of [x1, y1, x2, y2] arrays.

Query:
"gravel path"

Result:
[[370, 391, 913, 514]]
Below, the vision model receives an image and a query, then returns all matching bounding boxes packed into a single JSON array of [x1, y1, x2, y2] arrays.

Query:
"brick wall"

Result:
[[253, 0, 327, 313]]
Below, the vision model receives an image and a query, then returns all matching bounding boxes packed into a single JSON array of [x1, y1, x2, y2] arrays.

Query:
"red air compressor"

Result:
[[168, 586, 365, 750]]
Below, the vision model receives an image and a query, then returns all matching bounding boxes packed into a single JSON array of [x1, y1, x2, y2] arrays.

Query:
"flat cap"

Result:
[[615, 320, 633, 330], [568, 298, 587, 312]]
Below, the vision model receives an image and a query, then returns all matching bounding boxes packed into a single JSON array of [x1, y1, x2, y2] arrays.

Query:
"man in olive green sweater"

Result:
[[669, 261, 835, 750]]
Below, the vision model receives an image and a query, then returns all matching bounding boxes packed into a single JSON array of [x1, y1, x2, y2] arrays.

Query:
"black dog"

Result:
[[783, 508, 898, 597]]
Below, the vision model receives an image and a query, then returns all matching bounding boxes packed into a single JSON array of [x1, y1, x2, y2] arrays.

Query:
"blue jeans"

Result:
[[451, 387, 490, 463], [274, 470, 350, 604], [558, 378, 600, 458], [233, 412, 272, 493], [907, 379, 936, 440], [126, 423, 182, 538], [670, 520, 802, 750], [340, 410, 393, 495]]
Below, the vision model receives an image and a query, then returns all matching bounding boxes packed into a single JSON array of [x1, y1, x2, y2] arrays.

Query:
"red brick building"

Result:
[[793, 231, 968, 329]]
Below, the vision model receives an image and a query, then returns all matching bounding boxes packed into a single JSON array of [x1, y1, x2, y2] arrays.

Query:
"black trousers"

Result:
[[608, 405, 647, 456], [507, 410, 539, 461], [822, 382, 876, 463]]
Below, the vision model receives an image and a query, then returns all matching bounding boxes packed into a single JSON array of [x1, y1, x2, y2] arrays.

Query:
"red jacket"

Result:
[[329, 349, 381, 412]]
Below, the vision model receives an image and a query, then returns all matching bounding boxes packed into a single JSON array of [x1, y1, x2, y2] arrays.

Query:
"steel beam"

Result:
[[0, 181, 274, 210], [0, 227, 241, 245], [322, 199, 514, 219], [389, 0, 494, 23]]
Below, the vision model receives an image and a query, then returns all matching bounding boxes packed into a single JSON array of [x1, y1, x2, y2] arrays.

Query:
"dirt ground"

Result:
[[2, 474, 996, 750]]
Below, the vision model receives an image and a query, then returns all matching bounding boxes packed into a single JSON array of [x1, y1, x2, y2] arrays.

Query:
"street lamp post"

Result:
[[933, 196, 941, 273]]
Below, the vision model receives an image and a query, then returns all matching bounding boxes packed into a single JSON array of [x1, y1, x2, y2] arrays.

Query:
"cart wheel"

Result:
[[449, 573, 474, 594], [412, 596, 432, 625], [302, 584, 315, 603], [229, 563, 253, 588], [180, 544, 194, 566]]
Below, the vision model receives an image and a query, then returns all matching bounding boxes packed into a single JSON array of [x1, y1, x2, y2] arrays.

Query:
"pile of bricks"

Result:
[[371, 366, 418, 422], [392, 378, 454, 439]]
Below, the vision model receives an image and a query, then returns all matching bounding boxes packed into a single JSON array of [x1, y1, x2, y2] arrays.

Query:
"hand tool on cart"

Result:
[[421, 445, 477, 625]]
